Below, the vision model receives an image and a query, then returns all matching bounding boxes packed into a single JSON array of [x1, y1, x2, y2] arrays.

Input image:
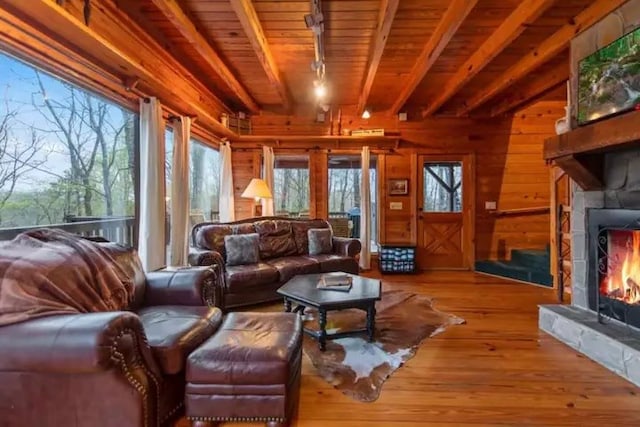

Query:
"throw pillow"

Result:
[[308, 228, 333, 255], [224, 233, 260, 266]]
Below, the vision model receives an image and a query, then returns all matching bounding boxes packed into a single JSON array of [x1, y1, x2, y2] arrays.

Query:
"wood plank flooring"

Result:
[[175, 271, 640, 426]]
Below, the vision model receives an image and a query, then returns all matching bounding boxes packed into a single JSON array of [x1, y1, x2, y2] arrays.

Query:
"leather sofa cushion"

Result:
[[194, 223, 257, 260], [194, 224, 232, 256], [225, 263, 279, 292], [304, 254, 358, 273], [254, 220, 297, 259], [291, 219, 330, 255], [187, 312, 302, 386], [266, 256, 320, 283], [137, 305, 222, 375]]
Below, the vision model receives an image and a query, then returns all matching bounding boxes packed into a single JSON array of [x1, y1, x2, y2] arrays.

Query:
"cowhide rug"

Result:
[[301, 290, 464, 402]]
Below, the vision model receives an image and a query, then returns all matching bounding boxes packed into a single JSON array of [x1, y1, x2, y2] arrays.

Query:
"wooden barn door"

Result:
[[417, 154, 474, 269]]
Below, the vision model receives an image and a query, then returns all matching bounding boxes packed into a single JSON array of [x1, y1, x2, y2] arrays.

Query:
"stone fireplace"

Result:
[[540, 147, 640, 387], [589, 209, 640, 329]]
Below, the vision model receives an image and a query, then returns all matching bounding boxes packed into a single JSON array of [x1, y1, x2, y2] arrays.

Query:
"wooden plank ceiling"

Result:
[[124, 0, 619, 117]]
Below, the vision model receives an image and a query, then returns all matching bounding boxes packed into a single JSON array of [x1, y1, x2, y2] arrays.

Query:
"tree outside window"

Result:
[[272, 155, 309, 216], [0, 51, 136, 244], [327, 155, 377, 250]]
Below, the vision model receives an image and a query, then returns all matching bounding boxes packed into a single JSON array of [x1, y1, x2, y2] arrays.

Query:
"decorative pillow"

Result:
[[308, 228, 333, 255], [224, 233, 260, 266], [292, 220, 329, 254]]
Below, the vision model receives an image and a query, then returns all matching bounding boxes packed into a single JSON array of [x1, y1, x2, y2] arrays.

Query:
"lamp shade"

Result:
[[241, 178, 273, 199]]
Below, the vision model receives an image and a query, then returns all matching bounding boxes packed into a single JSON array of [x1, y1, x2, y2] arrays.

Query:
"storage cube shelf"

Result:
[[378, 245, 416, 274]]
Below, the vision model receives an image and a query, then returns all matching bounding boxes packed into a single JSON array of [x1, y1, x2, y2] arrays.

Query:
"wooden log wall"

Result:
[[239, 97, 564, 262]]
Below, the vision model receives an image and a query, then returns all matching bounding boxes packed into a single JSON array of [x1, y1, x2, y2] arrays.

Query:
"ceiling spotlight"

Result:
[[362, 109, 371, 119], [314, 85, 326, 98], [313, 80, 326, 98]]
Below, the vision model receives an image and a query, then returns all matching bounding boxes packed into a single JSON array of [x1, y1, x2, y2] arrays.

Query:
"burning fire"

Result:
[[602, 231, 640, 304]]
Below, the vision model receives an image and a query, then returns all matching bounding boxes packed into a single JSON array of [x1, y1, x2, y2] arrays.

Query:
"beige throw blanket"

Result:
[[0, 229, 137, 326]]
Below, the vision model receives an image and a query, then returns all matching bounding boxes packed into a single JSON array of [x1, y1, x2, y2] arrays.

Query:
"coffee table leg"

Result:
[[319, 309, 327, 351], [284, 298, 292, 313], [366, 304, 376, 342]]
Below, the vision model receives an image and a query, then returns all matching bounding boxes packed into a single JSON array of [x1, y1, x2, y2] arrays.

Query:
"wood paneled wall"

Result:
[[239, 97, 563, 264], [476, 100, 564, 260]]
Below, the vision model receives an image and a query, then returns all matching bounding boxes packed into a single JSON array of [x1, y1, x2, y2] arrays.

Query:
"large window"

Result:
[[189, 139, 220, 223], [327, 155, 377, 250], [165, 132, 220, 225], [273, 155, 310, 216], [0, 51, 136, 244]]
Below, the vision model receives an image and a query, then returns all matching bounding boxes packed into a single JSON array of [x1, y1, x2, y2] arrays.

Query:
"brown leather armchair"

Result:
[[0, 244, 222, 427]]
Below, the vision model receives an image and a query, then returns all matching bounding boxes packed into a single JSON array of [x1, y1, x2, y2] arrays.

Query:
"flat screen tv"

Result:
[[577, 26, 640, 126]]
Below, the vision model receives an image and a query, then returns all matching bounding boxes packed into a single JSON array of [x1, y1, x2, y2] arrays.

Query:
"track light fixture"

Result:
[[306, 0, 327, 103]]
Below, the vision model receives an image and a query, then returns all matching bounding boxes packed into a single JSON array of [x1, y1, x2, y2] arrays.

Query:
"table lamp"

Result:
[[241, 178, 273, 216]]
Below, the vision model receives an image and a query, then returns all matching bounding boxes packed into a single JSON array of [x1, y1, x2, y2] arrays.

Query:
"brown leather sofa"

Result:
[[188, 217, 361, 310], [0, 243, 221, 427]]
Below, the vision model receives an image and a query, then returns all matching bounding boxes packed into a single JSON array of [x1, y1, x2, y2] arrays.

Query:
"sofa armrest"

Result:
[[145, 266, 219, 307], [188, 247, 224, 269], [0, 312, 161, 378], [332, 237, 362, 257]]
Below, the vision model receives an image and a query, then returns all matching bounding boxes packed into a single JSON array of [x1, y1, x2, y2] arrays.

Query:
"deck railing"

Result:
[[0, 217, 136, 246]]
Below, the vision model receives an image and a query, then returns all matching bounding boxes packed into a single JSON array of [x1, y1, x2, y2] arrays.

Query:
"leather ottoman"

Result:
[[185, 312, 302, 427]]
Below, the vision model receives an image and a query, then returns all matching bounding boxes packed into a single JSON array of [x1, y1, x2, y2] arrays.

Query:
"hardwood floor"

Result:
[[175, 271, 640, 426]]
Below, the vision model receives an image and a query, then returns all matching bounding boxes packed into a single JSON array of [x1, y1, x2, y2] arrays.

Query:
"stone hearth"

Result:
[[539, 147, 640, 387]]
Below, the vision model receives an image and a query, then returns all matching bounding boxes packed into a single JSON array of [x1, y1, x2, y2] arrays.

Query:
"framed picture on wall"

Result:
[[388, 179, 408, 195]]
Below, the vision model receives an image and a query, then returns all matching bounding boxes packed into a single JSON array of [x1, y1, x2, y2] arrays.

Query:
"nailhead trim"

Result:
[[111, 328, 162, 427], [161, 401, 184, 424], [188, 416, 286, 422]]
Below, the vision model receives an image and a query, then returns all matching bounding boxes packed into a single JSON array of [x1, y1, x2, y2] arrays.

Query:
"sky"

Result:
[[0, 51, 131, 192]]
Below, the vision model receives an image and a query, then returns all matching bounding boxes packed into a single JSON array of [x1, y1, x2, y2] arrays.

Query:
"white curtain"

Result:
[[219, 141, 235, 222], [359, 146, 371, 270], [138, 97, 166, 271], [169, 116, 191, 266], [262, 146, 275, 216]]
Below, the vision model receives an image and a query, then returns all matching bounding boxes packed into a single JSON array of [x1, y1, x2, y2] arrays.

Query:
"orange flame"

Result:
[[603, 231, 640, 304]]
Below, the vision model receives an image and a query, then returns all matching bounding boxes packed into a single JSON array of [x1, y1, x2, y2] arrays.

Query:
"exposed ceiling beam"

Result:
[[457, 0, 628, 116], [2, 0, 236, 138], [357, 0, 399, 115], [230, 0, 293, 112], [148, 0, 259, 114], [490, 58, 568, 117], [421, 0, 557, 117], [388, 0, 478, 116]]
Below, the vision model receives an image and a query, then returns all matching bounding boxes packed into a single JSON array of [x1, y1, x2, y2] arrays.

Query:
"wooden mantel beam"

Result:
[[357, 0, 399, 115], [554, 154, 603, 190], [457, 0, 628, 116], [149, 0, 259, 114], [388, 0, 478, 116], [544, 109, 640, 160], [230, 0, 292, 112], [421, 0, 556, 117], [2, 0, 236, 138], [490, 57, 568, 117]]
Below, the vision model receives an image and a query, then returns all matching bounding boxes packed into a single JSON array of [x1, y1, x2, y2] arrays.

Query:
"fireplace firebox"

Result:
[[588, 209, 640, 329]]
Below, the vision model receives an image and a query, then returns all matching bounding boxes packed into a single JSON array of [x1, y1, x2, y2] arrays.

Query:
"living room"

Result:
[[0, 0, 639, 426]]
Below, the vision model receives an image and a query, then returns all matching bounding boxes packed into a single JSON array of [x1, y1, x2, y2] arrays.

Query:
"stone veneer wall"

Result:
[[540, 148, 640, 388]]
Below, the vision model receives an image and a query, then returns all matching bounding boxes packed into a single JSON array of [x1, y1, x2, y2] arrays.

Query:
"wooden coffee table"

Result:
[[277, 273, 381, 351]]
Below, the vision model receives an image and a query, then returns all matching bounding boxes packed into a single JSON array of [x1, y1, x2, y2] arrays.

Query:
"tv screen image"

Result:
[[578, 27, 640, 126]]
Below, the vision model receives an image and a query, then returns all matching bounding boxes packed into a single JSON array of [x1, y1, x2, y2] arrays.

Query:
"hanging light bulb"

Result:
[[362, 109, 371, 119], [314, 81, 327, 98]]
